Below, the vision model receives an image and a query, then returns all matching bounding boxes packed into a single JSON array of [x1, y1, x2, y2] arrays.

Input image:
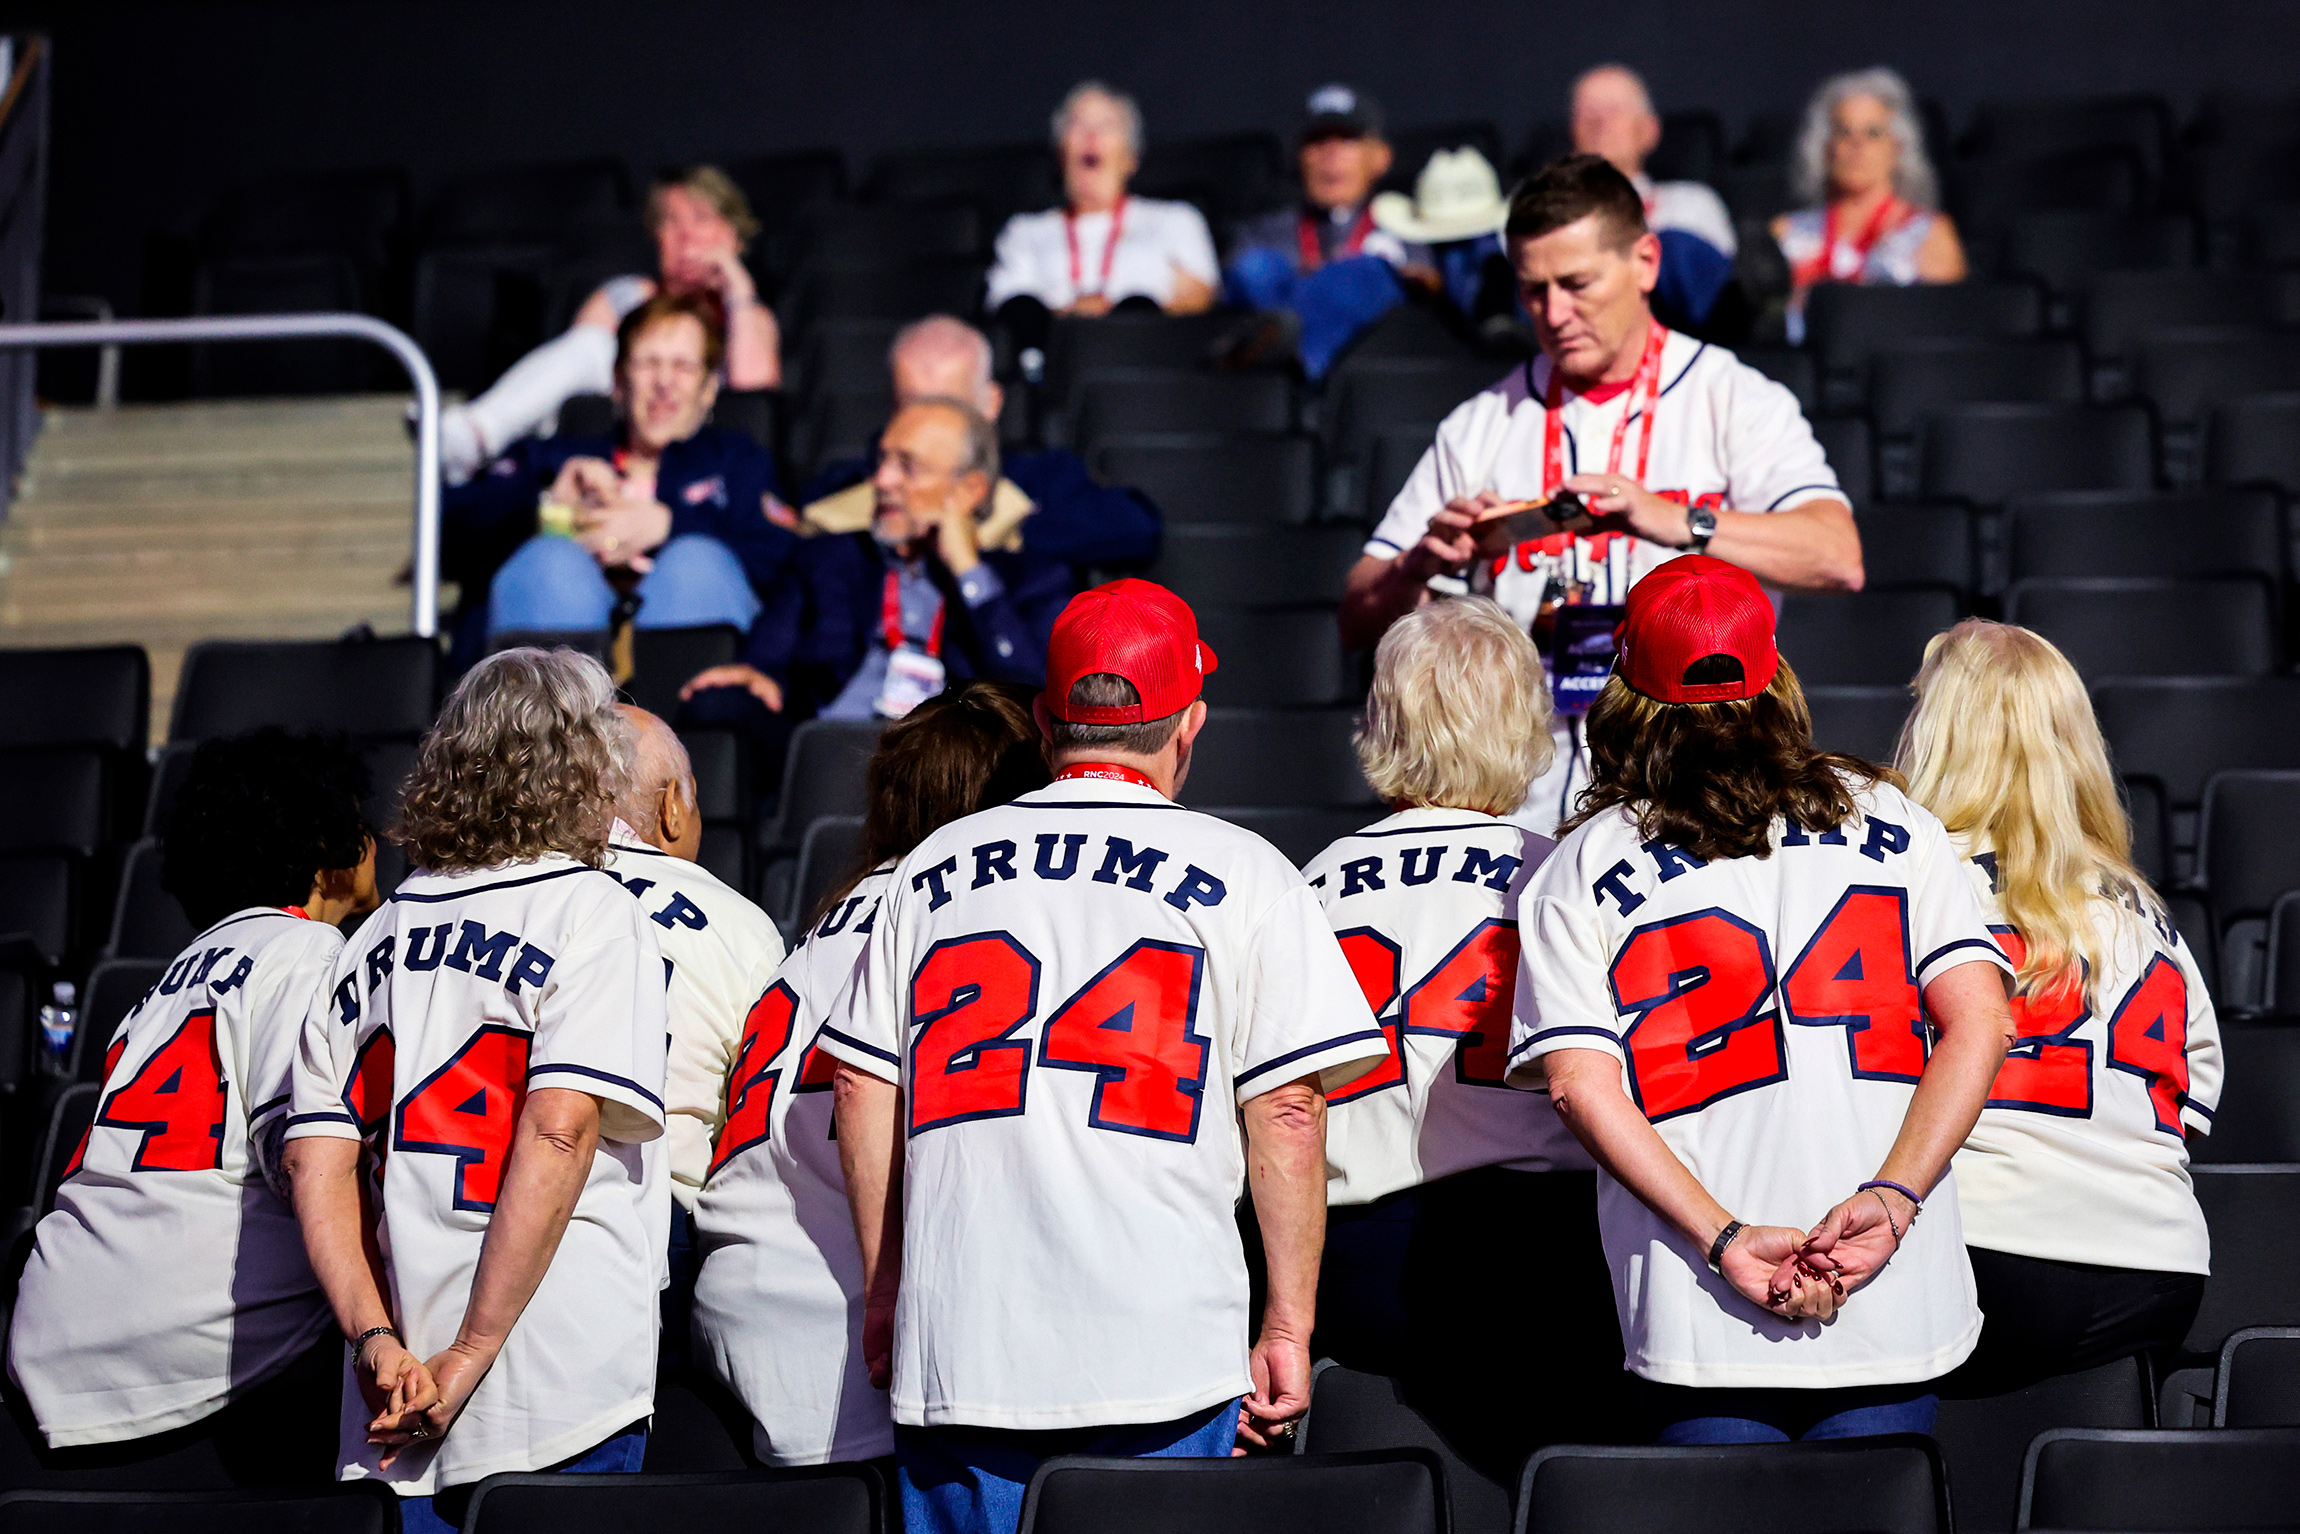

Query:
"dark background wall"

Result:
[[15, 0, 2300, 316]]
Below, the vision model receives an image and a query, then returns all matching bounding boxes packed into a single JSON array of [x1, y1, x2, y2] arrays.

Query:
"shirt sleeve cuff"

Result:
[[2182, 1100, 2216, 1137], [956, 563, 1005, 608], [282, 1111, 362, 1142], [1505, 1024, 1625, 1089], [526, 1062, 667, 1144], [1915, 936, 2016, 988], [815, 1023, 903, 1084], [1235, 1028, 1391, 1102]]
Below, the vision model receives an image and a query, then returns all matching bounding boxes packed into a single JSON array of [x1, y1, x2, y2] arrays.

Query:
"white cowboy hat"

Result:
[[1370, 146, 1509, 244]]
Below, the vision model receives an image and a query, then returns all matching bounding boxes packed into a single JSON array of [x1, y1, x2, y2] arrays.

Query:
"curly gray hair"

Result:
[[1792, 66, 1939, 211], [1356, 598, 1555, 817]]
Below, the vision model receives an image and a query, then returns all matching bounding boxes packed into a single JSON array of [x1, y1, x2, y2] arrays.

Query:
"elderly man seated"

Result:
[[440, 290, 798, 671], [1569, 64, 1739, 329], [680, 398, 1070, 769], [799, 315, 1160, 571]]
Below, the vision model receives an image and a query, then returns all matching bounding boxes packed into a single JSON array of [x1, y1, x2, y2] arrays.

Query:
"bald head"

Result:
[[891, 315, 1003, 420], [615, 704, 701, 860], [1571, 64, 1661, 179]]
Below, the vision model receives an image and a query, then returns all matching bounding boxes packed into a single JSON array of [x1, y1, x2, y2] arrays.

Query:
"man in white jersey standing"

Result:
[[823, 579, 1388, 1534], [1340, 154, 1862, 831]]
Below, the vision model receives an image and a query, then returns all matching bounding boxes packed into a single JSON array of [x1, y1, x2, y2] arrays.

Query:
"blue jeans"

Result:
[[487, 532, 761, 635], [896, 1395, 1239, 1534], [1223, 249, 1405, 379], [395, 1425, 648, 1534], [1641, 1382, 1939, 1444]]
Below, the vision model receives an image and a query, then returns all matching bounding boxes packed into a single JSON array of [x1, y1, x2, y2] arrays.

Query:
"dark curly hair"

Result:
[[162, 729, 373, 930], [1560, 658, 1893, 863]]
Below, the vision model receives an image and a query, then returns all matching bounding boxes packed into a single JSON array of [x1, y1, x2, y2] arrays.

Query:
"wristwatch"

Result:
[[1684, 505, 1718, 555]]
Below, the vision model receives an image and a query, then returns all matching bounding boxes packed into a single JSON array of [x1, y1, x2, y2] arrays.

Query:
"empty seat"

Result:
[[1337, 302, 1481, 365], [796, 201, 984, 266], [2008, 577, 2276, 681], [678, 727, 750, 824], [1298, 1363, 1516, 1534], [0, 1478, 403, 1533], [792, 318, 901, 399], [1776, 589, 1961, 688], [0, 854, 73, 969], [0, 750, 111, 857], [1196, 609, 1352, 706], [0, 647, 147, 754], [2185, 1165, 2300, 1360], [2126, 775, 2169, 890], [1937, 1354, 2151, 1534], [789, 386, 893, 479], [460, 1465, 885, 1534], [200, 165, 410, 276], [2267, 893, 2300, 1013], [762, 720, 885, 852], [170, 636, 438, 742], [1739, 347, 1818, 417], [1951, 146, 2148, 233], [640, 1376, 757, 1474], [191, 254, 369, 396], [722, 149, 846, 233], [1998, 211, 2195, 301], [2179, 137, 2300, 222], [1854, 503, 1977, 596], [790, 817, 865, 933], [0, 969, 24, 1093], [1132, 132, 1288, 226], [779, 260, 986, 333], [28, 1081, 99, 1219], [2082, 270, 2300, 373], [2193, 1024, 2300, 1162], [73, 958, 163, 1082], [1649, 109, 1728, 186], [1805, 686, 1912, 764], [424, 158, 630, 248], [1146, 526, 1362, 608], [1804, 282, 2044, 407], [2094, 677, 2300, 816], [2019, 1427, 2300, 1532], [1964, 94, 2171, 181], [2215, 1326, 2300, 1427], [1811, 415, 1875, 509], [1200, 807, 1374, 869], [1020, 1450, 1444, 1534], [1868, 339, 2085, 440], [2201, 769, 2300, 999], [2207, 391, 2300, 491], [865, 141, 1057, 227], [626, 626, 743, 722], [1921, 403, 2155, 505], [1325, 359, 1502, 466], [104, 840, 189, 965], [1179, 708, 1377, 809], [1045, 313, 1238, 413], [2245, 199, 2300, 266], [2132, 327, 2300, 430], [2007, 488, 2284, 585], [1524, 1440, 1947, 1534], [1362, 423, 1442, 523], [1073, 371, 1293, 447], [410, 242, 558, 394], [1091, 435, 1316, 527]]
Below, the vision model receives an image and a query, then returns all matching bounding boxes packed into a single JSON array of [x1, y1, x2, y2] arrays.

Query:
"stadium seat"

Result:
[[2244, 200, 2300, 267], [1867, 338, 2085, 453], [2006, 488, 2283, 586], [2131, 327, 2300, 432], [2265, 893, 2300, 1012], [1803, 282, 2044, 410], [422, 158, 630, 248], [556, 392, 614, 437], [1775, 588, 1960, 688], [778, 260, 987, 335], [169, 636, 438, 742], [2168, 890, 2220, 1001], [789, 816, 865, 935], [2191, 1023, 2300, 1162], [796, 201, 984, 267], [1298, 1363, 1508, 1534], [2178, 137, 2300, 226], [864, 140, 1057, 228], [1952, 146, 2148, 237], [789, 386, 894, 480], [0, 1482, 402, 1534], [73, 958, 162, 1082], [791, 318, 901, 400], [1998, 211, 2195, 308], [1361, 424, 1442, 525], [1382, 120, 1509, 191], [2185, 1165, 2300, 1363], [190, 254, 369, 396], [625, 626, 743, 722], [2125, 776, 2169, 890], [199, 164, 408, 278], [1519, 1438, 1948, 1534], [1853, 503, 1976, 597], [102, 841, 188, 965], [1145, 526, 1361, 607], [410, 243, 559, 394], [1196, 609, 1353, 707], [1072, 371, 1294, 449], [2017, 1427, 2300, 1532], [2093, 676, 2300, 823], [0, 750, 114, 858], [27, 1082, 96, 1219], [2206, 391, 2300, 492], [1648, 108, 1728, 186], [2006, 576, 2276, 683], [1324, 359, 1503, 467], [1091, 435, 1316, 527], [1179, 709, 1377, 809], [760, 720, 885, 854], [1809, 415, 1875, 509], [1963, 94, 2172, 182], [0, 970, 23, 1093], [1737, 348, 1818, 417], [2081, 270, 2300, 379], [0, 855, 73, 971], [1132, 132, 1288, 226], [1920, 403, 2155, 506], [1044, 313, 1238, 415], [1935, 1354, 2150, 1534], [723, 149, 846, 235], [0, 647, 147, 755], [2200, 769, 2300, 1002], [1718, 162, 1794, 221], [461, 1465, 885, 1534], [1020, 1449, 1445, 1534], [675, 728, 749, 829], [1199, 807, 1372, 869], [1804, 686, 1911, 765], [1336, 302, 1482, 366], [640, 1375, 758, 1473], [710, 390, 784, 458], [2215, 1326, 2300, 1427]]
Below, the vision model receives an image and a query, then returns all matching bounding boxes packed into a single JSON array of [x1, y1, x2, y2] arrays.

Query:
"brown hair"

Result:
[[1560, 658, 1893, 862], [397, 648, 628, 873], [805, 682, 1052, 928], [1504, 152, 1649, 250], [617, 289, 726, 378], [646, 164, 762, 247]]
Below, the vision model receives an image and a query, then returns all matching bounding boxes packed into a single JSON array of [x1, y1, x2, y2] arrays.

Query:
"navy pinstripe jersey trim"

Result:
[[391, 866, 593, 903], [1235, 1027, 1389, 1087], [1512, 1023, 1620, 1059], [1919, 937, 2006, 973], [1766, 482, 1848, 511], [2188, 1101, 2217, 1122], [249, 1092, 293, 1120], [286, 1110, 359, 1129], [1010, 798, 1185, 812], [818, 1024, 902, 1068], [1342, 821, 1499, 839], [528, 1062, 664, 1110]]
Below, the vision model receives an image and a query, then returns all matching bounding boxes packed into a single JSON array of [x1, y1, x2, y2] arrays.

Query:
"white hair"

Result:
[[1792, 66, 1940, 210], [1051, 80, 1143, 158], [1571, 63, 1655, 119], [1356, 598, 1555, 817], [891, 315, 995, 404]]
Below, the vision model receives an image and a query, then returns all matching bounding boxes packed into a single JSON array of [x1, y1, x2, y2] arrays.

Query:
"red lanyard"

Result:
[[1540, 319, 1669, 498], [1298, 206, 1373, 273], [277, 906, 310, 919], [1795, 195, 1906, 289], [881, 569, 944, 659], [1064, 196, 1128, 298], [1055, 762, 1160, 788]]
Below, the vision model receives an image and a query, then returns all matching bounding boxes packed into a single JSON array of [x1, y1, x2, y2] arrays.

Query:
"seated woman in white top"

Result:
[[986, 81, 1219, 347], [1771, 68, 1968, 343], [1898, 620, 2222, 1395]]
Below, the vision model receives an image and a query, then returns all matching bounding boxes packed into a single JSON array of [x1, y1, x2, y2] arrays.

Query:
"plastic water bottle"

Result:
[[37, 981, 75, 1077]]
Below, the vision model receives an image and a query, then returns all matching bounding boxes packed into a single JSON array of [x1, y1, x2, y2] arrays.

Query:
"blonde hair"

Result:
[[1896, 619, 2158, 1003], [646, 165, 761, 248], [398, 648, 628, 873], [1357, 598, 1555, 816]]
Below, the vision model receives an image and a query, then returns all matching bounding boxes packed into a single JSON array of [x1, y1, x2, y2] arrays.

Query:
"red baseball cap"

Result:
[[1044, 579, 1220, 724], [1616, 556, 1779, 704]]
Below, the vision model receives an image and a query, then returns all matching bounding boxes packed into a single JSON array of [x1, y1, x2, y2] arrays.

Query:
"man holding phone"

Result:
[[1339, 156, 1860, 830]]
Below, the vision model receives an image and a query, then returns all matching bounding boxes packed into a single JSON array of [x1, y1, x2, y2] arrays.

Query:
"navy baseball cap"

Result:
[[1303, 84, 1383, 141]]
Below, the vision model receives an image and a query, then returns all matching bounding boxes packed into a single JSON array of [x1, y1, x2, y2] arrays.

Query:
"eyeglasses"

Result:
[[628, 356, 709, 382]]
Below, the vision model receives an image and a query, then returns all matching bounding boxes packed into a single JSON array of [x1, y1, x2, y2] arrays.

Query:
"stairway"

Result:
[[0, 394, 442, 742]]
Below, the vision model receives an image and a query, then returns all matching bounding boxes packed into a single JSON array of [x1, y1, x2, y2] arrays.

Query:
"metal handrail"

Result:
[[0, 313, 443, 637]]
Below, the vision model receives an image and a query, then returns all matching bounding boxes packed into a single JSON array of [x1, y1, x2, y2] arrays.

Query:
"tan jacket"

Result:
[[799, 478, 1038, 553]]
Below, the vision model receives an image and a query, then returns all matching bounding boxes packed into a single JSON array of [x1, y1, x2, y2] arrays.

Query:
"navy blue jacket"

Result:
[[745, 532, 1073, 719], [801, 447, 1161, 571]]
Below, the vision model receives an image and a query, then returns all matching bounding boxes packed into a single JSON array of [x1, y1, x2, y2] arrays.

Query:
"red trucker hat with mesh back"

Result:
[[1616, 555, 1779, 704], [1044, 579, 1221, 724]]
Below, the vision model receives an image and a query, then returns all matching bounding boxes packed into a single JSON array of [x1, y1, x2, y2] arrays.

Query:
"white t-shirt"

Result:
[[694, 867, 893, 1465], [985, 197, 1221, 311], [817, 778, 1388, 1429], [603, 826, 786, 1210], [1301, 807, 1590, 1205], [1951, 845, 2222, 1275], [286, 855, 669, 1495], [1365, 331, 1847, 833], [1637, 175, 1738, 258], [1510, 783, 2010, 1388], [10, 908, 341, 1447]]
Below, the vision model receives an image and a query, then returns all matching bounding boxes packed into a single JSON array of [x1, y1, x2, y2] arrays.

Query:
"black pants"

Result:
[[1317, 1167, 1637, 1480], [1951, 1245, 2206, 1396]]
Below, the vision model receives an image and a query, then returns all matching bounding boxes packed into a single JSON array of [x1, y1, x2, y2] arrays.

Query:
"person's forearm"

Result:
[[286, 1138, 399, 1343], [1339, 555, 1434, 651], [725, 302, 779, 390], [1546, 1051, 1733, 1251], [1705, 498, 1863, 591], [833, 1064, 904, 1299], [1876, 960, 2014, 1199], [453, 1089, 598, 1358], [1243, 1079, 1326, 1339]]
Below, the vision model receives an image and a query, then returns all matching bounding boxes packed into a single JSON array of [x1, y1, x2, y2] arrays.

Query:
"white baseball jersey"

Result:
[[1510, 783, 2010, 1388], [1365, 333, 1846, 833], [817, 776, 1389, 1429], [10, 908, 340, 1447], [604, 825, 786, 1210], [286, 855, 669, 1495], [1301, 808, 1590, 1206], [694, 866, 893, 1465], [1951, 845, 2222, 1275], [984, 198, 1221, 312]]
